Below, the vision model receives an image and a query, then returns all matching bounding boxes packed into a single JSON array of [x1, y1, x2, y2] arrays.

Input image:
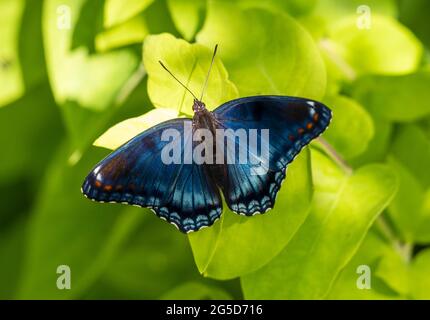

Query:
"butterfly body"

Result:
[[82, 95, 331, 233]]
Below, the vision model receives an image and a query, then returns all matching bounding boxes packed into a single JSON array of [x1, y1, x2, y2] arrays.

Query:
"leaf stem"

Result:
[[375, 216, 397, 243], [319, 39, 357, 82], [115, 64, 146, 106], [316, 137, 353, 175]]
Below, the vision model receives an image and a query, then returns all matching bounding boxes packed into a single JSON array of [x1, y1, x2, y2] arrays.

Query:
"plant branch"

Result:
[[316, 137, 353, 175]]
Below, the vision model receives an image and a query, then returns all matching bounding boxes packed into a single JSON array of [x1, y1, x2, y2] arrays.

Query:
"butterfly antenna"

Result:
[[158, 60, 198, 100], [200, 44, 218, 101]]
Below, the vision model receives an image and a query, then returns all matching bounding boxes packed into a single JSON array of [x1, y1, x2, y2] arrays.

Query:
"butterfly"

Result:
[[82, 45, 332, 233]]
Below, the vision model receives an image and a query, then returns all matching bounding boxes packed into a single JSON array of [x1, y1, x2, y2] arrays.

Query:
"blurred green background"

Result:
[[1, 0, 430, 300]]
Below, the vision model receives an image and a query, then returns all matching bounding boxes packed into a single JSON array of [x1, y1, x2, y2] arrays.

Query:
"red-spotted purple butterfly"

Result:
[[82, 45, 332, 233]]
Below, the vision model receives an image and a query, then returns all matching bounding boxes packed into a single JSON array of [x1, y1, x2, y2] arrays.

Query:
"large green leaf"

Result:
[[188, 149, 313, 280], [323, 95, 374, 159], [241, 150, 398, 299], [17, 145, 143, 299], [143, 33, 238, 116], [43, 0, 139, 111], [328, 15, 423, 76], [196, 1, 326, 99], [94, 108, 179, 150], [352, 72, 430, 122]]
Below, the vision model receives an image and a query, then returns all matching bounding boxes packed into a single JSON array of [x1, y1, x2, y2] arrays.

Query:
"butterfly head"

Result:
[[192, 99, 206, 113]]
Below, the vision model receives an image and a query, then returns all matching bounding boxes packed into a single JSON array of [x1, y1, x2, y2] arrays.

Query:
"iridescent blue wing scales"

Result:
[[212, 96, 332, 215], [82, 118, 222, 233]]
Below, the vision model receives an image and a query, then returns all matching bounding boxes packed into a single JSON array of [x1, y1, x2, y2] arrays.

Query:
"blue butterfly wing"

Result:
[[82, 118, 222, 233], [212, 95, 332, 215]]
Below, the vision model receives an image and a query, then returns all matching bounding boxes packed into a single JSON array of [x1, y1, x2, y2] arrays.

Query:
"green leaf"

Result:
[[328, 15, 423, 76], [350, 116, 393, 167], [0, 0, 25, 107], [374, 243, 410, 296], [103, 0, 154, 28], [328, 230, 403, 299], [43, 0, 140, 111], [387, 157, 430, 244], [241, 150, 399, 299], [390, 125, 430, 188], [385, 125, 430, 243], [188, 149, 313, 280], [410, 249, 430, 299], [196, 1, 326, 99], [94, 108, 179, 150], [352, 72, 430, 122], [167, 0, 206, 41], [143, 33, 238, 116], [17, 145, 143, 299], [96, 14, 149, 52], [160, 282, 233, 300], [323, 95, 374, 159], [332, 233, 430, 299]]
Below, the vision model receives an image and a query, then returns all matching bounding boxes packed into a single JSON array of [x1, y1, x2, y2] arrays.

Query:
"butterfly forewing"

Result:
[[211, 96, 332, 215], [82, 118, 222, 233]]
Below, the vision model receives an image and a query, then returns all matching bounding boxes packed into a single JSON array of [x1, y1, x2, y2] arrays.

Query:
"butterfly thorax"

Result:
[[192, 99, 217, 133], [192, 99, 221, 170]]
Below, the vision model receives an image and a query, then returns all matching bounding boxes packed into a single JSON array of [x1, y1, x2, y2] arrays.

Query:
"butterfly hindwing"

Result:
[[212, 96, 332, 215], [82, 118, 222, 233]]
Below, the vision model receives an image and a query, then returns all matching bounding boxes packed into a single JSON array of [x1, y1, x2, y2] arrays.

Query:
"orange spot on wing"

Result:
[[306, 123, 313, 130], [313, 113, 319, 122], [298, 128, 305, 135], [95, 180, 102, 188], [104, 185, 113, 192]]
